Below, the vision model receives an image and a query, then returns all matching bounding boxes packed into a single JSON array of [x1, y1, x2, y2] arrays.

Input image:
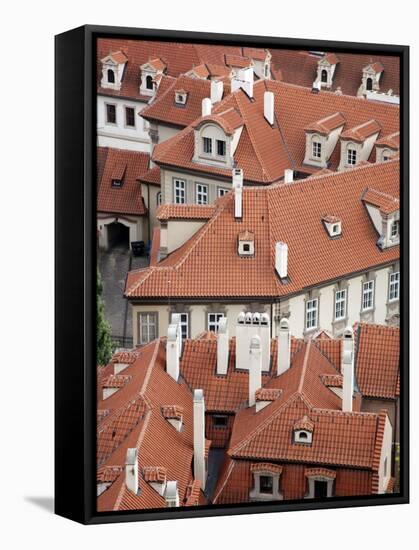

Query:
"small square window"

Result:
[[106, 104, 116, 124], [391, 220, 400, 238], [218, 187, 229, 197], [243, 243, 250, 252], [259, 476, 273, 495], [213, 415, 228, 428], [347, 148, 357, 166], [125, 107, 135, 127], [312, 141, 322, 159], [112, 179, 122, 188], [217, 140, 226, 156], [203, 137, 212, 154]]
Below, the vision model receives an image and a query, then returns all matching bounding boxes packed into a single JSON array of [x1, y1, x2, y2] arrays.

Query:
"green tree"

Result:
[[97, 268, 114, 365]]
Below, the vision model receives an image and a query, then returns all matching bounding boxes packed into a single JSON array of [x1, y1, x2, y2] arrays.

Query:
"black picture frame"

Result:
[[55, 24, 409, 525]]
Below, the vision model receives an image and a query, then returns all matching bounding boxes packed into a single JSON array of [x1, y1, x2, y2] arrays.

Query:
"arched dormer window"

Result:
[[321, 69, 328, 83], [146, 75, 154, 90], [198, 123, 228, 163], [107, 69, 115, 84], [366, 77, 373, 91]]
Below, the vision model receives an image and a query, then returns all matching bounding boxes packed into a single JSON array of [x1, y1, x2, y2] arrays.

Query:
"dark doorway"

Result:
[[107, 222, 129, 250], [314, 480, 328, 498]]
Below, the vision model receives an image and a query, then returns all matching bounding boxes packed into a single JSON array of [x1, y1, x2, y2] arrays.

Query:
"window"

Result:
[[156, 192, 162, 206], [332, 224, 339, 234], [347, 148, 357, 166], [203, 137, 212, 154], [213, 415, 228, 428], [111, 179, 122, 188], [125, 106, 135, 127], [391, 220, 400, 238], [312, 141, 322, 159], [366, 77, 373, 91], [173, 179, 186, 204], [106, 104, 116, 124], [334, 289, 347, 320], [243, 244, 250, 252], [321, 69, 328, 83], [305, 298, 318, 330], [139, 313, 157, 345], [216, 139, 226, 156], [196, 183, 208, 205], [389, 272, 400, 301], [264, 64, 269, 77], [259, 476, 274, 495], [384, 457, 388, 477], [172, 313, 189, 339], [294, 429, 313, 444], [107, 69, 115, 83], [362, 280, 375, 311], [208, 313, 224, 332], [218, 187, 229, 197], [314, 480, 328, 498], [146, 75, 153, 90]]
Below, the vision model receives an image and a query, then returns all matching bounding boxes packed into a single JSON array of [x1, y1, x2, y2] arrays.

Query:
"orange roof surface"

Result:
[[355, 324, 400, 399], [225, 54, 253, 68], [376, 131, 400, 149], [97, 147, 150, 216], [151, 79, 398, 183], [362, 187, 400, 214], [97, 38, 242, 101], [269, 49, 400, 96], [125, 160, 399, 300], [304, 112, 346, 135], [97, 340, 201, 511], [341, 119, 382, 142], [138, 165, 161, 186], [156, 203, 216, 221]]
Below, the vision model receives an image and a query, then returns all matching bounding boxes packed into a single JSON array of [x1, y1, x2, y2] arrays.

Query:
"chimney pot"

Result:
[[284, 169, 294, 183], [193, 389, 206, 490], [277, 317, 291, 375], [275, 242, 288, 279], [125, 448, 139, 494], [216, 317, 229, 375], [249, 335, 262, 407], [202, 97, 212, 117], [263, 91, 274, 125], [210, 80, 224, 104], [232, 169, 243, 219], [342, 326, 355, 412], [166, 323, 180, 381]]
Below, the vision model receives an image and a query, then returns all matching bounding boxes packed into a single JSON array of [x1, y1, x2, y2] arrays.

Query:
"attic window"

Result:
[[366, 77, 373, 91], [321, 69, 328, 83], [238, 230, 255, 257], [312, 140, 322, 158], [175, 90, 188, 105], [112, 179, 123, 188], [293, 416, 314, 444], [391, 220, 400, 238], [107, 69, 115, 83], [347, 148, 357, 166], [294, 429, 313, 444], [146, 75, 153, 90], [322, 215, 342, 238]]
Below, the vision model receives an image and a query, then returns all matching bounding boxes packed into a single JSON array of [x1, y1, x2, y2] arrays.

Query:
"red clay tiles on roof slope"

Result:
[[97, 39, 242, 100], [355, 324, 400, 399], [97, 147, 150, 216], [304, 112, 346, 134], [376, 131, 400, 149], [269, 49, 400, 96], [362, 187, 399, 214], [138, 165, 161, 186], [97, 340, 200, 511], [305, 467, 336, 479], [156, 204, 216, 221], [125, 160, 399, 300], [341, 119, 382, 142]]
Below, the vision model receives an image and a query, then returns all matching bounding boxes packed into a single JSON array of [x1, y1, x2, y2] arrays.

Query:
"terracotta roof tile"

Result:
[[320, 374, 343, 388], [293, 415, 314, 431], [324, 53, 340, 65], [250, 462, 283, 474], [242, 48, 270, 61], [112, 350, 141, 365], [142, 466, 167, 482], [138, 165, 161, 186], [255, 388, 282, 402], [184, 479, 202, 505], [156, 204, 216, 221], [161, 405, 183, 420], [341, 119, 382, 142], [305, 467, 336, 479], [97, 147, 149, 216], [102, 374, 131, 389], [225, 54, 253, 68], [362, 187, 399, 214], [376, 131, 400, 149], [355, 324, 400, 399], [304, 112, 346, 134]]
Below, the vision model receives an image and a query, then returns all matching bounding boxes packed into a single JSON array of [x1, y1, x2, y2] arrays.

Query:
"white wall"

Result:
[[161, 167, 231, 204], [97, 95, 151, 152], [378, 414, 393, 493]]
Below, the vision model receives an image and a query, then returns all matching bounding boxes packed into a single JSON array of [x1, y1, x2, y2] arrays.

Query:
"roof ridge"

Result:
[[140, 338, 162, 395], [212, 460, 236, 503]]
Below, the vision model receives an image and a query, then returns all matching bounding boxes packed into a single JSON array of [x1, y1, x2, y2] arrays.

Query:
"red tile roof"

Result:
[[269, 49, 400, 96], [161, 405, 183, 420], [97, 340, 203, 511], [225, 54, 253, 68], [293, 415, 314, 431], [250, 463, 283, 474], [125, 160, 399, 300], [304, 112, 346, 135], [103, 50, 128, 64], [324, 53, 340, 65], [305, 467, 336, 479], [376, 131, 400, 149], [156, 204, 216, 221], [112, 350, 141, 364], [320, 374, 343, 388], [142, 466, 167, 482], [97, 38, 242, 101], [362, 187, 399, 214], [341, 119, 382, 142], [242, 48, 270, 61], [355, 324, 400, 399], [152, 79, 398, 183], [97, 147, 150, 216], [138, 165, 161, 186]]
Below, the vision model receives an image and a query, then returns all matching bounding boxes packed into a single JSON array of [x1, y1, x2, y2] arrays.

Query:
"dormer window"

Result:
[[376, 132, 399, 163], [111, 162, 126, 188], [203, 137, 212, 154], [304, 113, 345, 168], [362, 187, 399, 249], [217, 140, 226, 157], [347, 147, 357, 165], [359, 62, 384, 96], [293, 416, 314, 444], [391, 220, 399, 238], [294, 429, 312, 444], [107, 69, 115, 83], [146, 75, 153, 90], [238, 230, 255, 257], [175, 90, 188, 105], [321, 69, 328, 83], [366, 77, 373, 91], [249, 463, 283, 501], [316, 53, 340, 89], [112, 179, 122, 188], [100, 51, 128, 90], [140, 58, 166, 97], [322, 215, 342, 238], [312, 140, 322, 158]]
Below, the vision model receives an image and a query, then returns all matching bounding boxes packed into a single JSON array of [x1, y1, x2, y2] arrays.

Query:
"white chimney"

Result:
[[166, 323, 180, 381], [249, 335, 262, 406], [275, 242, 288, 279], [252, 312, 271, 372], [284, 169, 294, 183], [233, 168, 243, 219], [342, 327, 355, 412], [193, 389, 206, 490], [277, 318, 291, 375], [165, 480, 179, 507], [210, 80, 223, 104], [312, 80, 321, 93], [125, 448, 139, 494], [171, 313, 182, 357], [231, 67, 254, 98], [264, 91, 274, 125], [202, 97, 212, 117], [216, 317, 229, 375]]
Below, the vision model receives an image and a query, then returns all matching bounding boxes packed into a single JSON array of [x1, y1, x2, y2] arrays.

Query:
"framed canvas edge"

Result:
[[54, 24, 409, 525]]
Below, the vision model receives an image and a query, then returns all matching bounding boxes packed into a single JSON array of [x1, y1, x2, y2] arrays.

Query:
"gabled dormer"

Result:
[[303, 112, 346, 168], [242, 48, 272, 80], [174, 89, 188, 105], [321, 214, 342, 238], [338, 120, 381, 171], [100, 50, 128, 90], [192, 108, 243, 169], [293, 416, 314, 444], [358, 61, 384, 96], [238, 230, 255, 257], [362, 187, 400, 250], [140, 57, 166, 97], [375, 132, 400, 163], [315, 53, 339, 89]]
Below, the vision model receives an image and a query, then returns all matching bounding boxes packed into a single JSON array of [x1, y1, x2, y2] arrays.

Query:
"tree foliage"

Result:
[[97, 268, 114, 365]]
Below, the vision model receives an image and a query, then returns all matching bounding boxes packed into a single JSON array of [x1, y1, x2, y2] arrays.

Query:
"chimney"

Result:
[[233, 168, 243, 219], [249, 335, 262, 407], [312, 80, 321, 93], [231, 67, 254, 98], [277, 318, 291, 375], [252, 312, 271, 372], [193, 389, 206, 490], [264, 91, 274, 125], [342, 327, 355, 412], [171, 313, 182, 357], [275, 242, 288, 279], [165, 480, 179, 507], [202, 97, 212, 117], [216, 317, 229, 375], [125, 448, 139, 494], [284, 169, 294, 183], [210, 80, 224, 104], [166, 323, 180, 381]]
